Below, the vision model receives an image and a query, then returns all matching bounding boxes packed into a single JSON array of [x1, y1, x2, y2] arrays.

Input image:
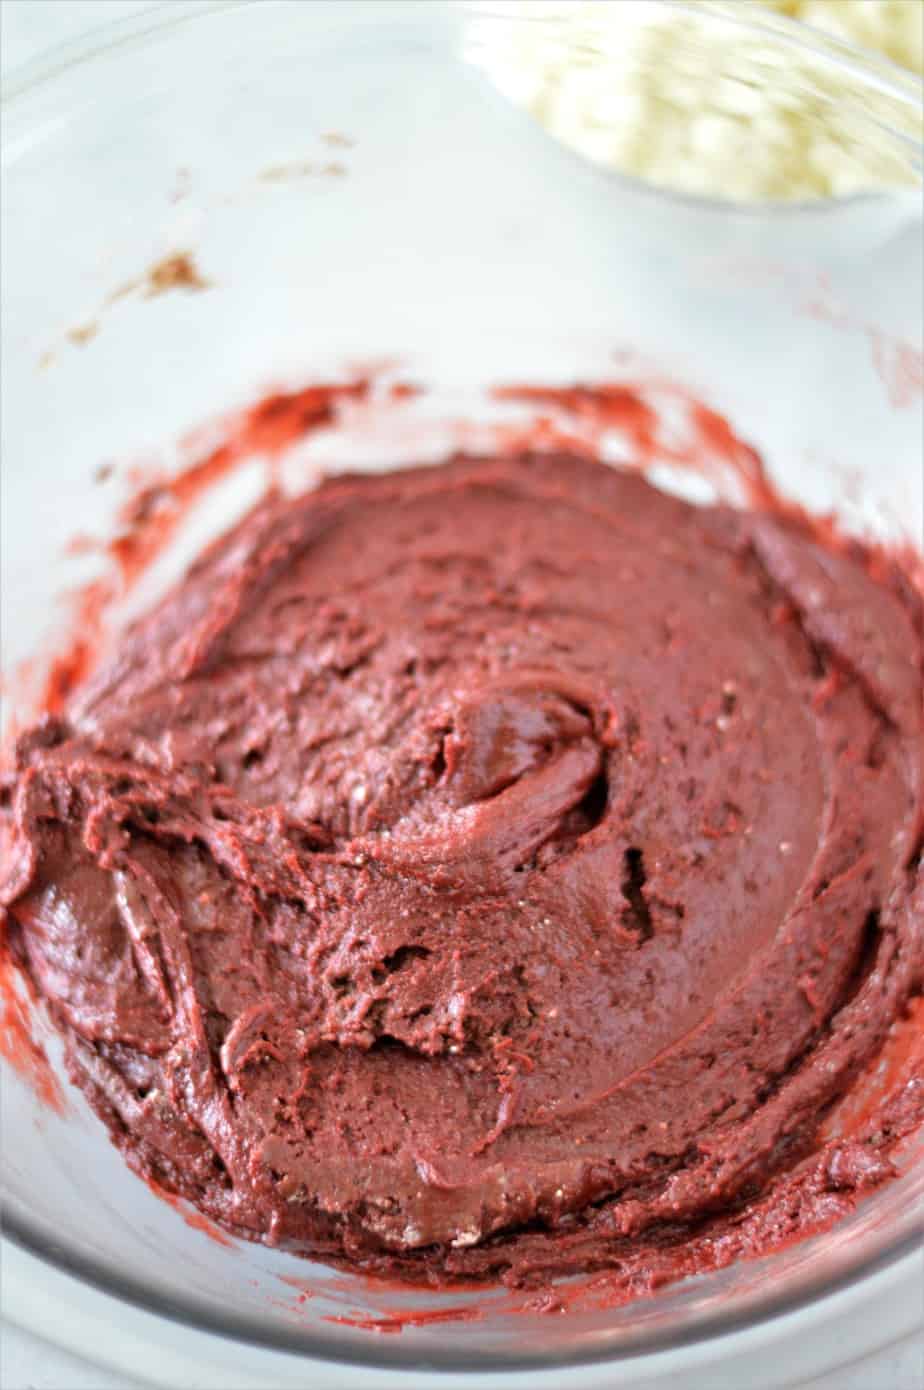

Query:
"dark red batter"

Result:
[[2, 450, 922, 1287]]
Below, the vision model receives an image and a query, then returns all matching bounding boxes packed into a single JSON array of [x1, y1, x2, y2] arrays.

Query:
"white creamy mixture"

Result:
[[470, 1, 923, 201]]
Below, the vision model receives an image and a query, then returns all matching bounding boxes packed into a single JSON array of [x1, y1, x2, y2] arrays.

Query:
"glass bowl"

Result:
[[1, 2, 922, 1382]]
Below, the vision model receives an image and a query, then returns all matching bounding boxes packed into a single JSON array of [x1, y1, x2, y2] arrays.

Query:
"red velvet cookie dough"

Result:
[[2, 452, 922, 1284]]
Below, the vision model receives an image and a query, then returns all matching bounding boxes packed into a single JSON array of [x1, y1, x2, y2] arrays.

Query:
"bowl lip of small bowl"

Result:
[[1, 0, 923, 1372]]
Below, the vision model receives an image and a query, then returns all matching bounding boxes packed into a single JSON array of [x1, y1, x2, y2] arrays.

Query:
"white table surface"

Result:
[[1, 3, 922, 1387]]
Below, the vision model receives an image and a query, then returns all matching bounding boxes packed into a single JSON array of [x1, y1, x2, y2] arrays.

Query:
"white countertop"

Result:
[[1, 3, 922, 1387]]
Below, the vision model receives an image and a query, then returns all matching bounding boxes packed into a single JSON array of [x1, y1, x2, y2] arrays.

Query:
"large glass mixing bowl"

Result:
[[2, 2, 922, 1382]]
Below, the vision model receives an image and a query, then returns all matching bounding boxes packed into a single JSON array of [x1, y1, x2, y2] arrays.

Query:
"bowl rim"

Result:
[[4, 1199, 923, 1372], [1, 0, 923, 1372]]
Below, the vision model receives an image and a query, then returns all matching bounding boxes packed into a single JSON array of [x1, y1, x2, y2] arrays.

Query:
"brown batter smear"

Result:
[[113, 250, 211, 301], [258, 162, 347, 183], [67, 322, 99, 348], [43, 252, 211, 368], [259, 162, 318, 183]]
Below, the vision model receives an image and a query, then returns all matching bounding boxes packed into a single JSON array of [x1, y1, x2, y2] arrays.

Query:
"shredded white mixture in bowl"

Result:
[[468, 0, 923, 202]]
